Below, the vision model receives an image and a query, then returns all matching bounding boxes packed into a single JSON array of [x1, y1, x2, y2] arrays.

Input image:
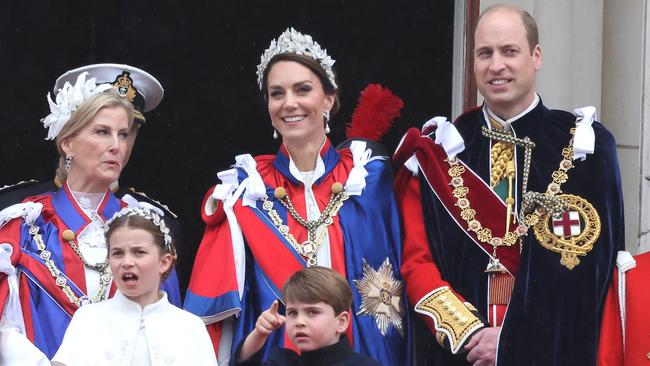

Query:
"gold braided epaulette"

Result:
[[414, 287, 484, 354]]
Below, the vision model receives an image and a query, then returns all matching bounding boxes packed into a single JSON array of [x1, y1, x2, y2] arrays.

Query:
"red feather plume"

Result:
[[345, 84, 404, 141]]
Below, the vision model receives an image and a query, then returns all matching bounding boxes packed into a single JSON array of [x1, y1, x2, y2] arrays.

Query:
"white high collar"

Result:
[[483, 94, 540, 127], [287, 139, 327, 185], [112, 290, 169, 315]]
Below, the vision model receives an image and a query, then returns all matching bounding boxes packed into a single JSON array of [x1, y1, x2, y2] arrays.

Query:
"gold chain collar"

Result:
[[261, 182, 349, 266], [447, 128, 577, 272], [61, 229, 109, 272], [28, 225, 112, 307]]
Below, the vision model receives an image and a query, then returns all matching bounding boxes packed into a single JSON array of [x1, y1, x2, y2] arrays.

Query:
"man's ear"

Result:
[[533, 44, 542, 71]]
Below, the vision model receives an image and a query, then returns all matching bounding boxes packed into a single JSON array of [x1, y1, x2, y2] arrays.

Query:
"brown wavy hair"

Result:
[[261, 53, 341, 116]]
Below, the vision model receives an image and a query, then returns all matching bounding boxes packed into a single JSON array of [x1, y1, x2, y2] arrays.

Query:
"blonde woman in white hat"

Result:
[[0, 64, 180, 364]]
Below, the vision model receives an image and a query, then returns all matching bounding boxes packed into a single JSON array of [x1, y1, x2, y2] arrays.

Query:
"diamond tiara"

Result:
[[105, 207, 173, 252], [256, 27, 337, 90]]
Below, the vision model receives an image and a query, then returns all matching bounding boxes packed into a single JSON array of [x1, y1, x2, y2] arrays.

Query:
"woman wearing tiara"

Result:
[[184, 28, 410, 364], [0, 66, 179, 364]]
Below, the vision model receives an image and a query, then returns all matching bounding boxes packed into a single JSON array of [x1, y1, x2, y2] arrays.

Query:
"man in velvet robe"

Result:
[[394, 4, 624, 365]]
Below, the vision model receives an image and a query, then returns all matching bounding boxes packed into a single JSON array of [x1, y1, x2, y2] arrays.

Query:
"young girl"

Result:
[[52, 207, 217, 366]]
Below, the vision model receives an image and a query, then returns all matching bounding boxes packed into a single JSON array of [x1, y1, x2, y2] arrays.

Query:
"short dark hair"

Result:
[[261, 53, 341, 116], [478, 4, 539, 54], [105, 214, 177, 281], [282, 266, 352, 315]]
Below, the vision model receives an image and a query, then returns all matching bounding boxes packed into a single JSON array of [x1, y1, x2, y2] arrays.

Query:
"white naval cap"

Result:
[[53, 63, 164, 114]]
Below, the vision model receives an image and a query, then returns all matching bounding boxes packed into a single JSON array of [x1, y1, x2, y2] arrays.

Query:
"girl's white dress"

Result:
[[52, 291, 217, 366]]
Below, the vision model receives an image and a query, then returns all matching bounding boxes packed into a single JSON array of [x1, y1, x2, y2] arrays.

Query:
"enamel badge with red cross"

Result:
[[533, 194, 601, 269], [552, 211, 581, 237]]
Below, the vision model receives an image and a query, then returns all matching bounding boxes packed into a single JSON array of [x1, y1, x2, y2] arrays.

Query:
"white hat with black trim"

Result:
[[54, 63, 164, 120]]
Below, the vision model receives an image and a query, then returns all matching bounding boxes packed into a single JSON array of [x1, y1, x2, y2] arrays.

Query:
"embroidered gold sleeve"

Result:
[[414, 287, 485, 354]]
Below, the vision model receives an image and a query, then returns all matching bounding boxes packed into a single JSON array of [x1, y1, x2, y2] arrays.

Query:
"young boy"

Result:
[[235, 266, 381, 365]]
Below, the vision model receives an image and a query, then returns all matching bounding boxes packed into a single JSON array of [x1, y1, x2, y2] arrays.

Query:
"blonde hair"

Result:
[[54, 89, 134, 181]]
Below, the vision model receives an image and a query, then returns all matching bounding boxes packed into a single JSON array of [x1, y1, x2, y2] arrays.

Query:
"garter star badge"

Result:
[[533, 194, 601, 269], [354, 258, 404, 336]]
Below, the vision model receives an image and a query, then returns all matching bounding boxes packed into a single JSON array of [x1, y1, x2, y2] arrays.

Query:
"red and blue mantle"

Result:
[[185, 139, 411, 365], [0, 184, 181, 358]]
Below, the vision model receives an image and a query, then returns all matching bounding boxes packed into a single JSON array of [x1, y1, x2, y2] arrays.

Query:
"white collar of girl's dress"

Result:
[[112, 290, 169, 315]]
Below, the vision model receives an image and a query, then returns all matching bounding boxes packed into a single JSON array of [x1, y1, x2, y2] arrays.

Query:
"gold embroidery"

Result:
[[112, 72, 145, 121], [354, 258, 405, 336], [112, 72, 137, 102], [415, 287, 484, 354]]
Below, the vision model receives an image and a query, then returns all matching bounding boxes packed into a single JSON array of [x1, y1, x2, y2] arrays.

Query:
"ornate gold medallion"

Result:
[[533, 194, 601, 269], [354, 258, 405, 336]]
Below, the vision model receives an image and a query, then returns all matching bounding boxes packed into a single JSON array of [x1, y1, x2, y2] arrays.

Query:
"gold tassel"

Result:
[[505, 159, 516, 229]]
